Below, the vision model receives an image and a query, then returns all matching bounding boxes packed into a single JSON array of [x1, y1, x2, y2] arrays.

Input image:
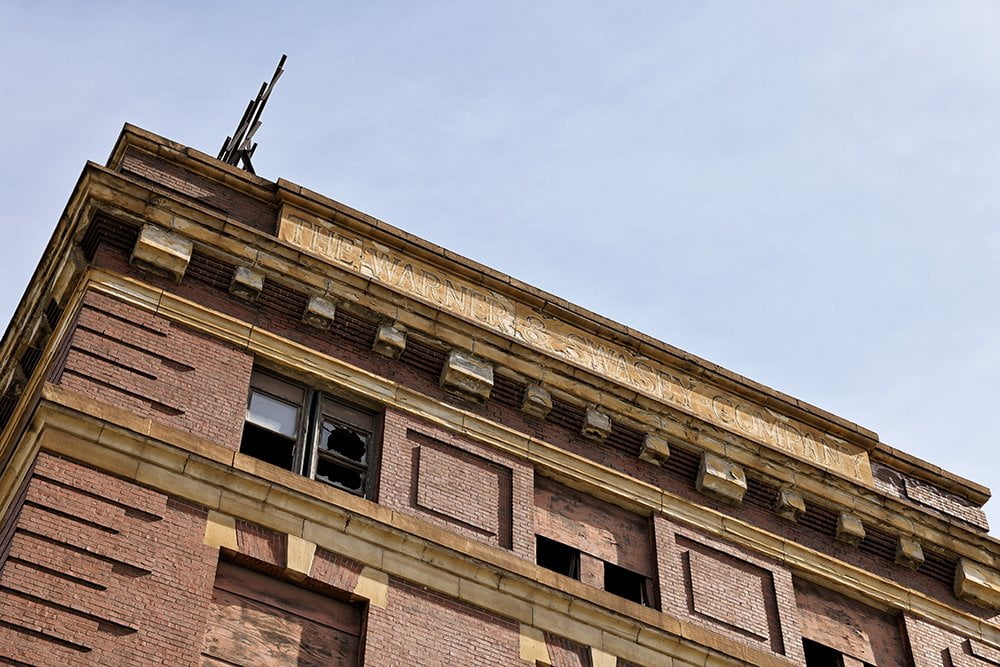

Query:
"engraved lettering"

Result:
[[444, 280, 468, 312], [713, 396, 736, 424], [420, 270, 443, 302], [632, 361, 657, 393], [520, 315, 549, 346], [734, 403, 757, 434], [397, 263, 416, 292], [336, 236, 361, 268]]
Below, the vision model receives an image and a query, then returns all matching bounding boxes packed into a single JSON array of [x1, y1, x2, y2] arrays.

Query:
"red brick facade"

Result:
[[0, 454, 217, 665], [0, 128, 997, 665]]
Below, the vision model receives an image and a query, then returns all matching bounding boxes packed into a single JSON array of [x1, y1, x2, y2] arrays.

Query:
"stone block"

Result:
[[229, 265, 264, 302], [203, 511, 239, 551], [130, 224, 192, 282], [519, 625, 550, 664], [440, 350, 494, 402], [895, 536, 924, 571], [836, 512, 866, 546], [1, 365, 26, 396], [954, 558, 1000, 610], [372, 322, 406, 359], [285, 534, 317, 579], [638, 434, 670, 465], [302, 296, 336, 329], [521, 383, 552, 419], [581, 408, 611, 441], [696, 453, 746, 505], [773, 487, 806, 521]]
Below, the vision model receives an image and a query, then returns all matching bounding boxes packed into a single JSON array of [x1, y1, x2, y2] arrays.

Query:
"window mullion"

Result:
[[298, 389, 321, 478]]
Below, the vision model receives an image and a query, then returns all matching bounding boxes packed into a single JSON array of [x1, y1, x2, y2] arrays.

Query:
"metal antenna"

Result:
[[218, 55, 287, 175]]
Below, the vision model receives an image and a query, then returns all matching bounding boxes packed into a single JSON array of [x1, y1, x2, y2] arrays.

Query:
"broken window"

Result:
[[240, 369, 379, 498]]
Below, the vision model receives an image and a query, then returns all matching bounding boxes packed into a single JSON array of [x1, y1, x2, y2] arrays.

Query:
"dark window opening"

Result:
[[323, 425, 367, 463], [240, 369, 379, 498], [802, 638, 872, 667], [536, 535, 580, 579], [240, 422, 296, 469], [315, 457, 365, 494], [603, 562, 648, 606]]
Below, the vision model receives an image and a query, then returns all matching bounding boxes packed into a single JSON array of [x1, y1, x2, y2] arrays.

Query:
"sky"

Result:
[[2, 2, 999, 529]]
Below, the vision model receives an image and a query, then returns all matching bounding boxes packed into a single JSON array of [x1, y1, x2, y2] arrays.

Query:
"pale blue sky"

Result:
[[2, 2, 999, 528]]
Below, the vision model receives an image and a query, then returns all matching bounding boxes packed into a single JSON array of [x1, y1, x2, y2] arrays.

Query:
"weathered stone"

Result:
[[895, 536, 924, 571], [285, 534, 317, 580], [302, 296, 337, 329], [440, 350, 493, 402], [0, 365, 25, 396], [696, 453, 746, 505], [229, 265, 264, 302], [372, 322, 406, 359], [638, 434, 670, 466], [836, 512, 866, 546], [130, 224, 192, 282], [520, 384, 552, 419], [773, 487, 806, 521], [581, 408, 611, 441], [955, 558, 1000, 610]]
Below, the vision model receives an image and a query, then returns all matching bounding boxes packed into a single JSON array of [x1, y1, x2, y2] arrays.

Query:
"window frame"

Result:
[[242, 368, 382, 500]]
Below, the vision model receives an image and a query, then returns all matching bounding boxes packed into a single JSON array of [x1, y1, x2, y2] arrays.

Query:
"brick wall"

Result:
[[77, 228, 982, 662], [872, 461, 989, 531], [56, 289, 253, 451], [534, 475, 653, 579], [794, 577, 908, 665], [903, 613, 1000, 666], [0, 453, 218, 665], [120, 148, 276, 233], [364, 576, 523, 666]]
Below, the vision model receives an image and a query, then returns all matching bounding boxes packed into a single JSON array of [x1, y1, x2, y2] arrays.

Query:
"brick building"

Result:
[[0, 124, 998, 665]]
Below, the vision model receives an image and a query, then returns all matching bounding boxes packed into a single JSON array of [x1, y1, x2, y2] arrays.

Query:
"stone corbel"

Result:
[[440, 350, 494, 402], [130, 224, 192, 282], [696, 453, 746, 505], [372, 322, 406, 359]]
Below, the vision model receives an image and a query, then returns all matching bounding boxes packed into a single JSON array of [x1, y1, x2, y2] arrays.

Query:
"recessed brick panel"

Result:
[[415, 441, 505, 536], [377, 408, 533, 556], [687, 545, 770, 640], [654, 514, 802, 661], [903, 613, 998, 667]]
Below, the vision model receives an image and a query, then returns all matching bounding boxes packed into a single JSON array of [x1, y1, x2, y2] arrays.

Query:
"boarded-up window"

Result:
[[201, 562, 362, 666]]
